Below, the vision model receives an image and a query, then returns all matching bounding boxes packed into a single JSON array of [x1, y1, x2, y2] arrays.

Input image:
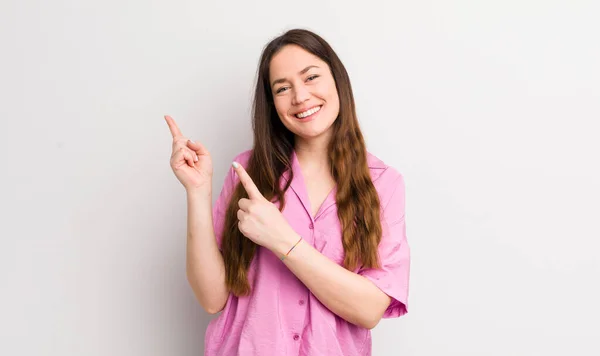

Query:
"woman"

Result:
[[165, 29, 410, 356]]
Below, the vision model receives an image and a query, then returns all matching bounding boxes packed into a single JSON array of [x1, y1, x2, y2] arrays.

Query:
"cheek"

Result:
[[320, 79, 339, 103], [273, 98, 288, 118], [325, 83, 340, 111]]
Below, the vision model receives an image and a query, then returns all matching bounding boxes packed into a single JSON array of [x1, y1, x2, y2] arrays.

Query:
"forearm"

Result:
[[274, 235, 390, 329], [185, 189, 228, 314]]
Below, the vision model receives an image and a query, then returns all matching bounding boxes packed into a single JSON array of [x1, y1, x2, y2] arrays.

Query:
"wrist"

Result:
[[272, 232, 303, 259], [186, 187, 212, 201]]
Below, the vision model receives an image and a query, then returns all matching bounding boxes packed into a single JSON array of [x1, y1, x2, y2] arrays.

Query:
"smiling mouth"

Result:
[[295, 105, 322, 119]]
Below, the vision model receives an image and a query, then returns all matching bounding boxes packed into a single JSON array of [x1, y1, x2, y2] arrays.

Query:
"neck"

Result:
[[294, 132, 331, 174]]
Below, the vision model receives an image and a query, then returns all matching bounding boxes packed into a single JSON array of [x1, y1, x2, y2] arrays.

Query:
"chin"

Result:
[[292, 121, 336, 140]]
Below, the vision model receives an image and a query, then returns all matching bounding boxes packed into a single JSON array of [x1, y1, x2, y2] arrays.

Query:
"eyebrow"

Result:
[[271, 65, 320, 88]]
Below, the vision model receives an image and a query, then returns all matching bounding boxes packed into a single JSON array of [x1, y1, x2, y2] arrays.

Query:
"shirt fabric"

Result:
[[205, 149, 410, 356]]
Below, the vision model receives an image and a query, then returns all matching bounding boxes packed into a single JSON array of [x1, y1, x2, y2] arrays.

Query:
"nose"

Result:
[[292, 83, 310, 106]]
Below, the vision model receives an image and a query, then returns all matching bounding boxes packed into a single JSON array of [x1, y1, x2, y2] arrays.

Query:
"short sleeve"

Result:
[[212, 165, 238, 251], [358, 174, 410, 318]]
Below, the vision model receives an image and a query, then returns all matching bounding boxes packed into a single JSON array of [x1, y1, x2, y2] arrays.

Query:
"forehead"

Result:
[[269, 45, 327, 77]]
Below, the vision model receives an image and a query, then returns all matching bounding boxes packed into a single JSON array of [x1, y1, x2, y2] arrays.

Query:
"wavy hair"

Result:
[[221, 29, 383, 296]]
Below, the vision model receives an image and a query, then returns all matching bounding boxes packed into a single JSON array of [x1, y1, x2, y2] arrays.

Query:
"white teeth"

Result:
[[295, 106, 321, 118]]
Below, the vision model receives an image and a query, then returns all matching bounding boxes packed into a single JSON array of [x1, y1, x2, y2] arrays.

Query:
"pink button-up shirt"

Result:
[[205, 149, 410, 356]]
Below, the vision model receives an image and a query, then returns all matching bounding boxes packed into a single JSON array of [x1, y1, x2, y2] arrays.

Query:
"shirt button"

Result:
[[293, 334, 300, 341], [309, 223, 314, 229], [298, 299, 305, 306]]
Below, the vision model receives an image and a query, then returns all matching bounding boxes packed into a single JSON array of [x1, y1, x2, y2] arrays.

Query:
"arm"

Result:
[[273, 237, 391, 329], [163, 115, 229, 314], [232, 162, 409, 328], [274, 177, 409, 328], [185, 188, 229, 314]]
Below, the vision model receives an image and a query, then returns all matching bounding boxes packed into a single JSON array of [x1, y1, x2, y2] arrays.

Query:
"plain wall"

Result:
[[1, 0, 599, 355]]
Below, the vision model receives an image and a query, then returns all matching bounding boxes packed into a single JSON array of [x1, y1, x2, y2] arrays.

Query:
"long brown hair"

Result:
[[221, 29, 383, 296]]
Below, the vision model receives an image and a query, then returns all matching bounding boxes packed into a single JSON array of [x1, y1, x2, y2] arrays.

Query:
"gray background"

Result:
[[1, 0, 599, 355]]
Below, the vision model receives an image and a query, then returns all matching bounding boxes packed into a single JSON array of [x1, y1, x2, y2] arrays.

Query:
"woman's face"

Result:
[[269, 45, 340, 141]]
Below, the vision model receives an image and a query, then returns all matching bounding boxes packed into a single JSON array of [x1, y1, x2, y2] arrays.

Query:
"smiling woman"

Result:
[[165, 28, 410, 356]]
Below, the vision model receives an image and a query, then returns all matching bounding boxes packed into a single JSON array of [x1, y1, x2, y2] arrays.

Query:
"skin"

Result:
[[165, 44, 391, 329]]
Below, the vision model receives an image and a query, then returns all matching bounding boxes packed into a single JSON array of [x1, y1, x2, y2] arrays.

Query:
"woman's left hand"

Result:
[[232, 162, 298, 253]]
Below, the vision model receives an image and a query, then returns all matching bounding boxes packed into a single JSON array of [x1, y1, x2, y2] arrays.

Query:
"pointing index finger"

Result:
[[232, 162, 263, 200], [164, 115, 183, 138]]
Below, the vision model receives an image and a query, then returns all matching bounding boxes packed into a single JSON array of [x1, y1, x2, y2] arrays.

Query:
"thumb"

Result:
[[186, 139, 209, 156]]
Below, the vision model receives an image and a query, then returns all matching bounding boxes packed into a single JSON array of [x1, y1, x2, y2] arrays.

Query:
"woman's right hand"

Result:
[[164, 115, 213, 192]]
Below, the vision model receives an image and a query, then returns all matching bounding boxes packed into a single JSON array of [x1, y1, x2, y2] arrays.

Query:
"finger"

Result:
[[187, 148, 198, 162], [172, 136, 188, 150], [187, 139, 209, 156], [232, 162, 263, 200], [181, 145, 198, 162], [238, 198, 251, 212], [237, 209, 247, 221], [172, 135, 196, 154], [171, 148, 192, 168], [164, 115, 183, 138], [173, 138, 197, 160], [180, 148, 195, 167]]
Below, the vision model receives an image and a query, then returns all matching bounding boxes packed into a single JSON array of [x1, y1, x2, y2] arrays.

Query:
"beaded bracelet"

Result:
[[280, 236, 303, 261]]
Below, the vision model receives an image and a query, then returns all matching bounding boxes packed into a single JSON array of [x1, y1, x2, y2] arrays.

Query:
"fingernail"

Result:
[[188, 139, 194, 144], [194, 155, 198, 162], [232, 162, 239, 168]]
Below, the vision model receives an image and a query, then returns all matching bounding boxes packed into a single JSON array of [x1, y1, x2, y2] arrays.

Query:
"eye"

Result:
[[307, 75, 319, 81], [275, 86, 289, 94]]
